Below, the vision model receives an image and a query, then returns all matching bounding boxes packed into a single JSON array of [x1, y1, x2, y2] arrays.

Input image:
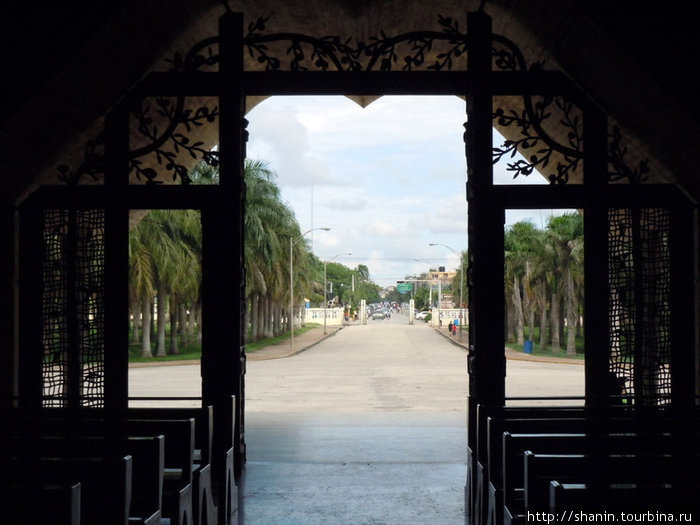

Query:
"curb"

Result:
[[432, 327, 584, 365], [129, 327, 344, 367], [247, 326, 343, 361]]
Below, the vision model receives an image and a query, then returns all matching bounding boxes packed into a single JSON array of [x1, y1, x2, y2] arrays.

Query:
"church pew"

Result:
[[125, 406, 218, 525], [1, 455, 132, 525], [2, 434, 164, 525], [478, 404, 674, 525], [523, 451, 699, 515], [5, 482, 81, 525], [6, 414, 195, 525], [548, 481, 699, 517]]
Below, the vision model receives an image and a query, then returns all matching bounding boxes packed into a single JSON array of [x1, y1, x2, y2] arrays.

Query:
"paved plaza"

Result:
[[129, 314, 584, 524]]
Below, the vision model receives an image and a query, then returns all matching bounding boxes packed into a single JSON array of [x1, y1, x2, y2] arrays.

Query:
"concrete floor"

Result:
[[129, 314, 584, 524], [240, 411, 466, 525]]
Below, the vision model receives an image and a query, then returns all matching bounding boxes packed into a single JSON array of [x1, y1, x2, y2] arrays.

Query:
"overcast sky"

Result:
[[246, 95, 570, 287]]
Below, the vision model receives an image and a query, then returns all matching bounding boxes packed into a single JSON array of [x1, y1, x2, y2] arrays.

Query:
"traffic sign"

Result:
[[397, 283, 412, 293]]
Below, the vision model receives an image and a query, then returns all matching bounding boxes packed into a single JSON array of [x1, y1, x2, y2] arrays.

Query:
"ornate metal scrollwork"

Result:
[[57, 138, 105, 185], [173, 15, 470, 73], [607, 126, 649, 184], [129, 97, 220, 185], [56, 12, 648, 186], [492, 96, 583, 184]]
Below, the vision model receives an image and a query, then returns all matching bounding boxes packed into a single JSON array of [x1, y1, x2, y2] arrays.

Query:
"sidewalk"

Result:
[[246, 325, 343, 361], [433, 325, 583, 365], [131, 323, 581, 367]]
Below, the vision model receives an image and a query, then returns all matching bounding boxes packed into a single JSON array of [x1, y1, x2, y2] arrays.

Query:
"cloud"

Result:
[[247, 104, 335, 187], [245, 95, 571, 287], [323, 197, 368, 211], [363, 220, 402, 237]]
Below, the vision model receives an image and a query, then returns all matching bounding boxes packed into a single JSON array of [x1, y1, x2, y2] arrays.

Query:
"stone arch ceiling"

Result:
[[1, 0, 698, 203]]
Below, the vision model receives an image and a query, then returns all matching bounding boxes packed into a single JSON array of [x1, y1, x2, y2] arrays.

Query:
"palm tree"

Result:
[[243, 159, 302, 341], [189, 158, 307, 342], [505, 221, 542, 345], [129, 209, 201, 356], [545, 213, 584, 356]]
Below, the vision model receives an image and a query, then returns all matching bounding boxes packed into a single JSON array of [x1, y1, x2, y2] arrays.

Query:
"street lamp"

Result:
[[429, 242, 465, 338], [414, 258, 436, 307], [290, 227, 330, 351], [324, 251, 352, 334]]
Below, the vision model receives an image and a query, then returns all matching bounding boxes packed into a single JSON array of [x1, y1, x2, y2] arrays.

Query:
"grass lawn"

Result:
[[506, 327, 585, 360], [128, 323, 322, 363]]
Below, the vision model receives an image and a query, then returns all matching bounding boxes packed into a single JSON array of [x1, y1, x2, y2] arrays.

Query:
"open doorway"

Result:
[[240, 95, 470, 523]]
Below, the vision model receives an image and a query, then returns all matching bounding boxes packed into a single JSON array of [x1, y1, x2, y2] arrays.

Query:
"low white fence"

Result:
[[304, 307, 345, 326], [429, 308, 468, 328]]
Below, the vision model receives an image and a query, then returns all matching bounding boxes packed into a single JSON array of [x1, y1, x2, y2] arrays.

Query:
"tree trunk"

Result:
[[168, 295, 179, 355], [256, 295, 265, 340], [131, 296, 141, 343], [513, 276, 524, 345], [274, 302, 282, 336], [565, 269, 578, 356], [250, 294, 259, 342], [179, 304, 189, 347], [550, 291, 561, 353], [141, 295, 153, 357], [538, 301, 548, 350], [155, 280, 167, 357], [196, 305, 202, 343], [504, 297, 515, 343], [264, 296, 273, 338]]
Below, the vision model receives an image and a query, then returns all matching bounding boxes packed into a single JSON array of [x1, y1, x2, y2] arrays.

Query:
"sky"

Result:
[[246, 95, 571, 288]]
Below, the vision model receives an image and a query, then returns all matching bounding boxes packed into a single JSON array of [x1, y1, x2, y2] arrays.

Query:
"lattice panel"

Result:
[[42, 210, 105, 407], [608, 208, 671, 406]]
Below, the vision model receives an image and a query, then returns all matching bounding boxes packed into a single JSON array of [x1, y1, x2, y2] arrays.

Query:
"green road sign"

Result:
[[397, 283, 412, 293]]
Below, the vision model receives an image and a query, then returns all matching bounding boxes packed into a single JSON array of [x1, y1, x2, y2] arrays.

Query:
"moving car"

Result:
[[372, 310, 386, 320]]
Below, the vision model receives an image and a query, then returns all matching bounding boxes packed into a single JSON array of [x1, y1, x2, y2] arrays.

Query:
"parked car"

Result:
[[415, 310, 430, 320]]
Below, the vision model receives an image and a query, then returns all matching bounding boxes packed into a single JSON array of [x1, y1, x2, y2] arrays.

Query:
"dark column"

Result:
[[17, 196, 44, 409], [581, 102, 608, 408], [670, 202, 695, 411], [103, 99, 131, 410], [0, 195, 16, 407], [202, 11, 246, 484], [466, 10, 504, 427]]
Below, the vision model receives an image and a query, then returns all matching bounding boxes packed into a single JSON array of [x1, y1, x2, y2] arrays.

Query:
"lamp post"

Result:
[[324, 251, 351, 334], [429, 243, 465, 338], [290, 227, 330, 352], [414, 258, 436, 308]]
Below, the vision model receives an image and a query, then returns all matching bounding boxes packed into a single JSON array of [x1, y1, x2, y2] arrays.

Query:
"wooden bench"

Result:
[[125, 398, 238, 525], [501, 432, 694, 523], [477, 404, 674, 525], [473, 405, 591, 525], [7, 414, 195, 525], [111, 418, 195, 525], [5, 482, 81, 525], [3, 404, 237, 525], [125, 406, 218, 525], [548, 481, 698, 516], [524, 452, 699, 514], [2, 434, 164, 525], [1, 455, 132, 525], [476, 407, 592, 525]]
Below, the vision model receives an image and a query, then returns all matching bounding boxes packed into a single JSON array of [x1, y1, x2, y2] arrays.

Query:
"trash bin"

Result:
[[523, 340, 533, 354]]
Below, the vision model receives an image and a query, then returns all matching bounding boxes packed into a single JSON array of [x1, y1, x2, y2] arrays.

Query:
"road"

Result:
[[129, 312, 584, 524]]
